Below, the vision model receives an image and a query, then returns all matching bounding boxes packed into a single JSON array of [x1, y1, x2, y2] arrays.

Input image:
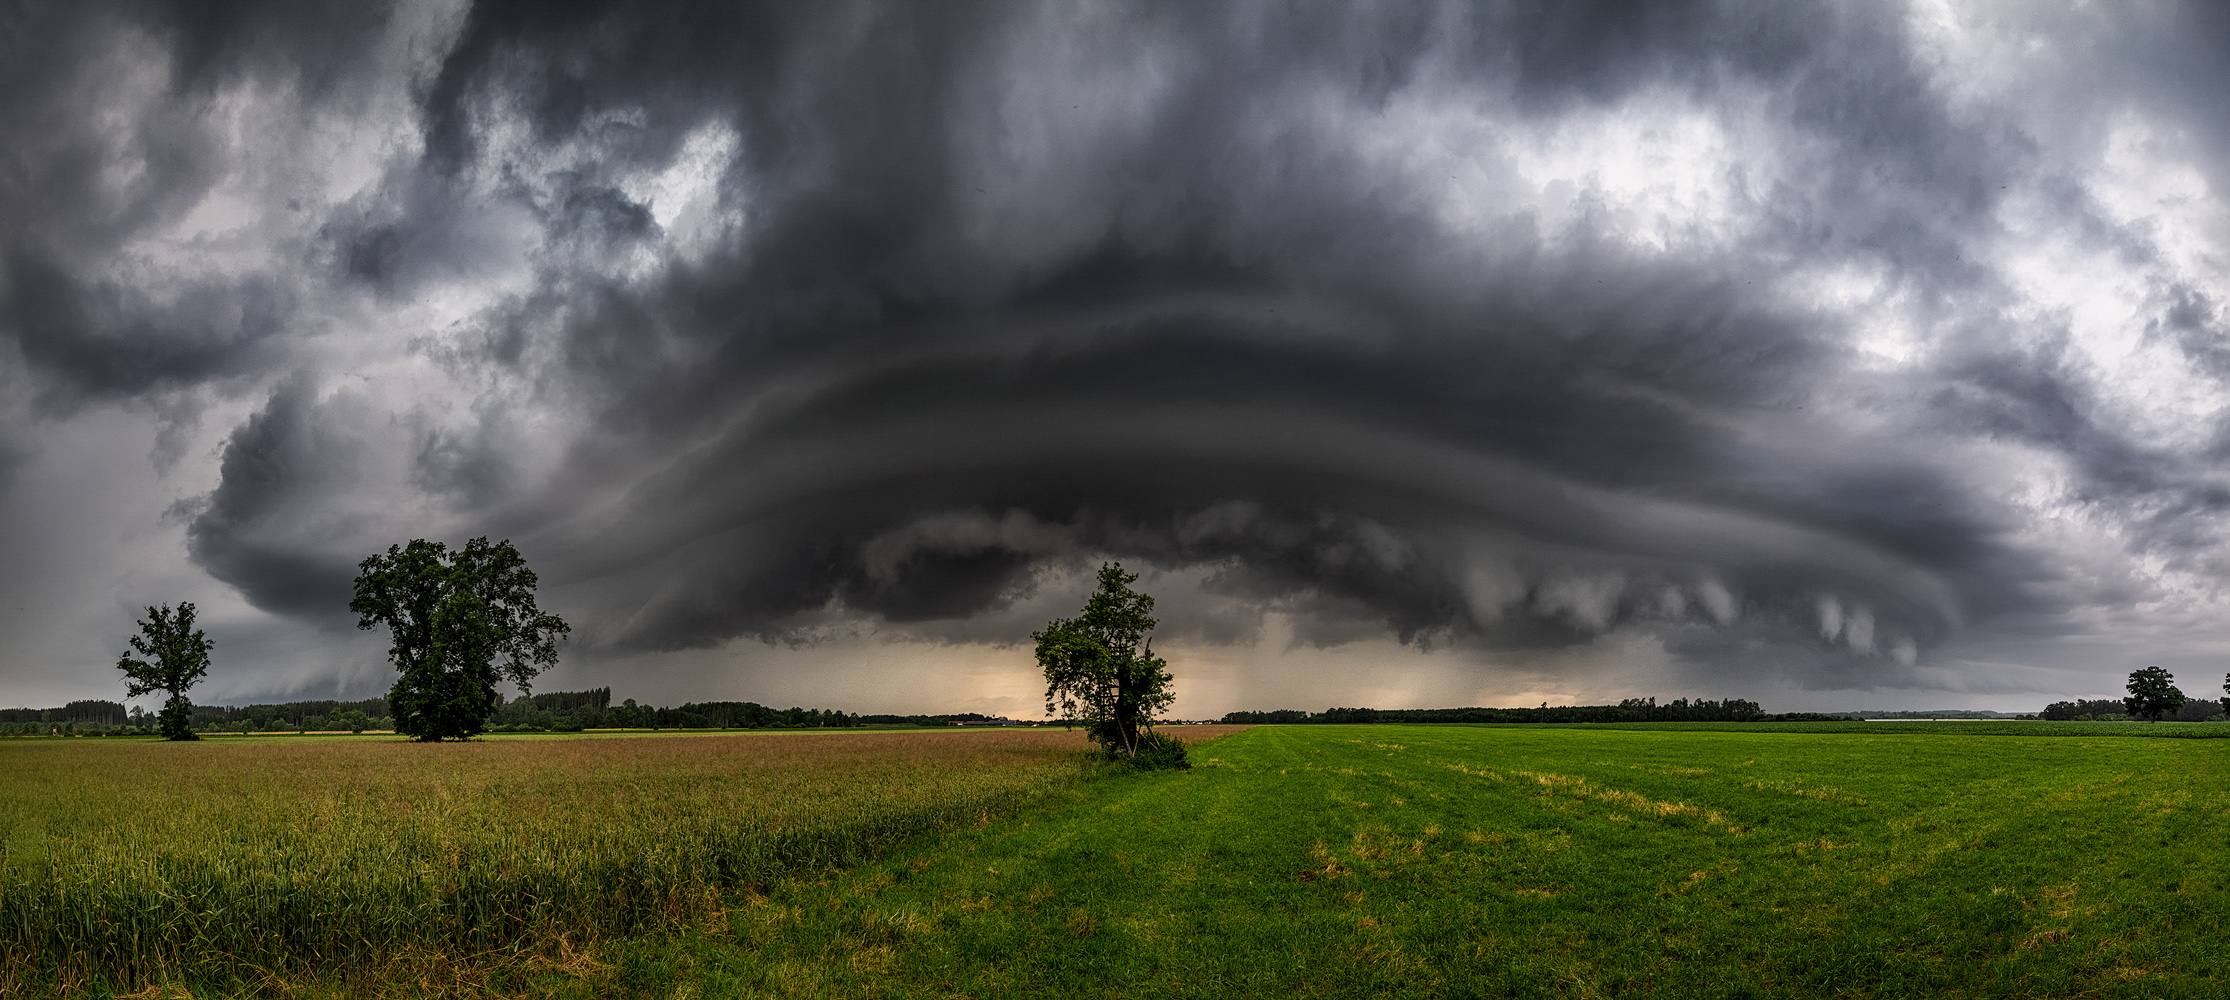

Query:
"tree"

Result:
[[350, 537, 570, 741], [116, 603, 213, 741], [2124, 666, 2187, 723], [1035, 563, 1179, 763], [335, 709, 370, 734], [2042, 698, 2128, 721]]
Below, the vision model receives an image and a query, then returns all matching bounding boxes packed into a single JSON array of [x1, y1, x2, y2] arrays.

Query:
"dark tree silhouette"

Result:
[[1035, 563, 1180, 765], [2123, 666, 2186, 723], [117, 603, 213, 740], [351, 537, 570, 741]]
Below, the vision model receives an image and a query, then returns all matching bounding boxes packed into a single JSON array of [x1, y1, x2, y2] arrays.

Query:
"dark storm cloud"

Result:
[[10, 0, 2228, 700], [185, 377, 378, 620], [0, 1, 413, 410], [226, 2, 2034, 654]]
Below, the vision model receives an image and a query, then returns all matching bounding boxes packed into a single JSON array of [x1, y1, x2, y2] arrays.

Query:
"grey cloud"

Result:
[[3, 251, 297, 406], [187, 378, 392, 621], [0, 3, 395, 409], [225, 3, 2045, 657], [10, 1, 2230, 706]]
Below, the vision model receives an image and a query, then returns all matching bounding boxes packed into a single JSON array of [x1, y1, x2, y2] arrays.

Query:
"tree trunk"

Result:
[[1113, 660, 1139, 754]]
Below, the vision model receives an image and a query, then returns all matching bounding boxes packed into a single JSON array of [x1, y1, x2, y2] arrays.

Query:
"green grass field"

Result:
[[6, 723, 2226, 997], [601, 723, 2228, 999]]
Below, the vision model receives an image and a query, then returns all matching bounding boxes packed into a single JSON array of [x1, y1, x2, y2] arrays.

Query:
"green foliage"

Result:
[[350, 537, 571, 741], [2123, 665, 2187, 722], [2043, 697, 2132, 720], [114, 603, 212, 741], [1126, 729, 1190, 770], [334, 710, 370, 734], [1035, 563, 1174, 758]]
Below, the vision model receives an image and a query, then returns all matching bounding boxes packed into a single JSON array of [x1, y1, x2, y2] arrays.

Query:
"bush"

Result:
[[1128, 731, 1190, 771]]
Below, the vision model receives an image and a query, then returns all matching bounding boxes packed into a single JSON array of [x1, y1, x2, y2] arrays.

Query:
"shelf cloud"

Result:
[[6, 1, 2230, 712]]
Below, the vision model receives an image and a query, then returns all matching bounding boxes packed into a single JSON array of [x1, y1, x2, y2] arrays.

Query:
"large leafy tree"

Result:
[[116, 602, 213, 741], [2123, 666, 2186, 723], [351, 537, 570, 741], [1035, 563, 1175, 759]]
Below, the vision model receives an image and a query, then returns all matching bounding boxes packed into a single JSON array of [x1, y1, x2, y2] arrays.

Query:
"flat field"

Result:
[[5, 723, 2225, 998], [609, 723, 2227, 999], [0, 727, 1144, 995]]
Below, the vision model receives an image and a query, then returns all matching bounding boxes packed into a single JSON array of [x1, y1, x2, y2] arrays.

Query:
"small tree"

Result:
[[2124, 666, 2187, 723], [1036, 563, 1181, 765], [351, 537, 571, 742], [335, 709, 370, 734], [116, 603, 213, 741]]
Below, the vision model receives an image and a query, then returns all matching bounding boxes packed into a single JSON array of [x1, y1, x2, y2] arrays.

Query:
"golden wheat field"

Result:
[[1, 727, 1241, 995]]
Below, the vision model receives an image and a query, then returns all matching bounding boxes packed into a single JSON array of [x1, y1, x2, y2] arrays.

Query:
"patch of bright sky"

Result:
[[1907, 1, 2230, 458], [620, 121, 743, 263], [1971, 430, 2230, 638], [1788, 259, 1924, 369], [1905, 0, 2031, 115], [1354, 80, 1765, 257], [1992, 119, 2229, 457]]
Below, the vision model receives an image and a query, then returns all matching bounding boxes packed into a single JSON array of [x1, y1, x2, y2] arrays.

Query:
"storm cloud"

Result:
[[6, 1, 2230, 713]]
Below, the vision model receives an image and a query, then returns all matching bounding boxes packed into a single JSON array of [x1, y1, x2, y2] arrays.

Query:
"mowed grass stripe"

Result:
[[626, 725, 2228, 1000], [0, 727, 1223, 994]]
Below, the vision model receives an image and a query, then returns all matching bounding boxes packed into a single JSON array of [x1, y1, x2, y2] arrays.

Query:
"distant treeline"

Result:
[[1, 687, 1040, 736], [0, 697, 405, 736], [579, 702, 1013, 731], [192, 698, 393, 728], [196, 690, 883, 733], [16, 687, 2227, 738], [1220, 698, 1848, 725], [597, 699, 852, 731], [1853, 710, 2024, 719], [0, 700, 130, 725], [475, 692, 1018, 732], [2041, 698, 2224, 722]]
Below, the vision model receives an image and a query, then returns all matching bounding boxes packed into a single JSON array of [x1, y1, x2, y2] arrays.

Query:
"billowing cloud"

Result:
[[6, 1, 2230, 713]]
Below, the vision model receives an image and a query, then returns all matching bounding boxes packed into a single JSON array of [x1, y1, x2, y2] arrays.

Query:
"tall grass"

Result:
[[0, 729, 1104, 993]]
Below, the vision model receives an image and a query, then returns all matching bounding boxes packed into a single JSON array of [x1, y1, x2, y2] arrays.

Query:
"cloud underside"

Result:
[[9, 1, 2230, 697]]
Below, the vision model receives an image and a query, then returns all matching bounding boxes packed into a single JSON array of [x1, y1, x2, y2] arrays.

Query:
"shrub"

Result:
[[1128, 731, 1190, 771]]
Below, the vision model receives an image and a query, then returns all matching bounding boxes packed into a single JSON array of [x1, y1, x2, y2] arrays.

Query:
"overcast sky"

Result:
[[5, 0, 2229, 718]]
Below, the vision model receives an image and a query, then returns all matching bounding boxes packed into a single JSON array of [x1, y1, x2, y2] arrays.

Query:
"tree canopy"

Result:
[[351, 537, 570, 741], [1035, 563, 1179, 764], [116, 602, 213, 741], [2123, 666, 2187, 723]]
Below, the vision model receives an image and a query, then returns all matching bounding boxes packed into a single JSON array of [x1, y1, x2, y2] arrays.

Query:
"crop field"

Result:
[[0, 727, 1163, 996], [4, 723, 2225, 998]]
